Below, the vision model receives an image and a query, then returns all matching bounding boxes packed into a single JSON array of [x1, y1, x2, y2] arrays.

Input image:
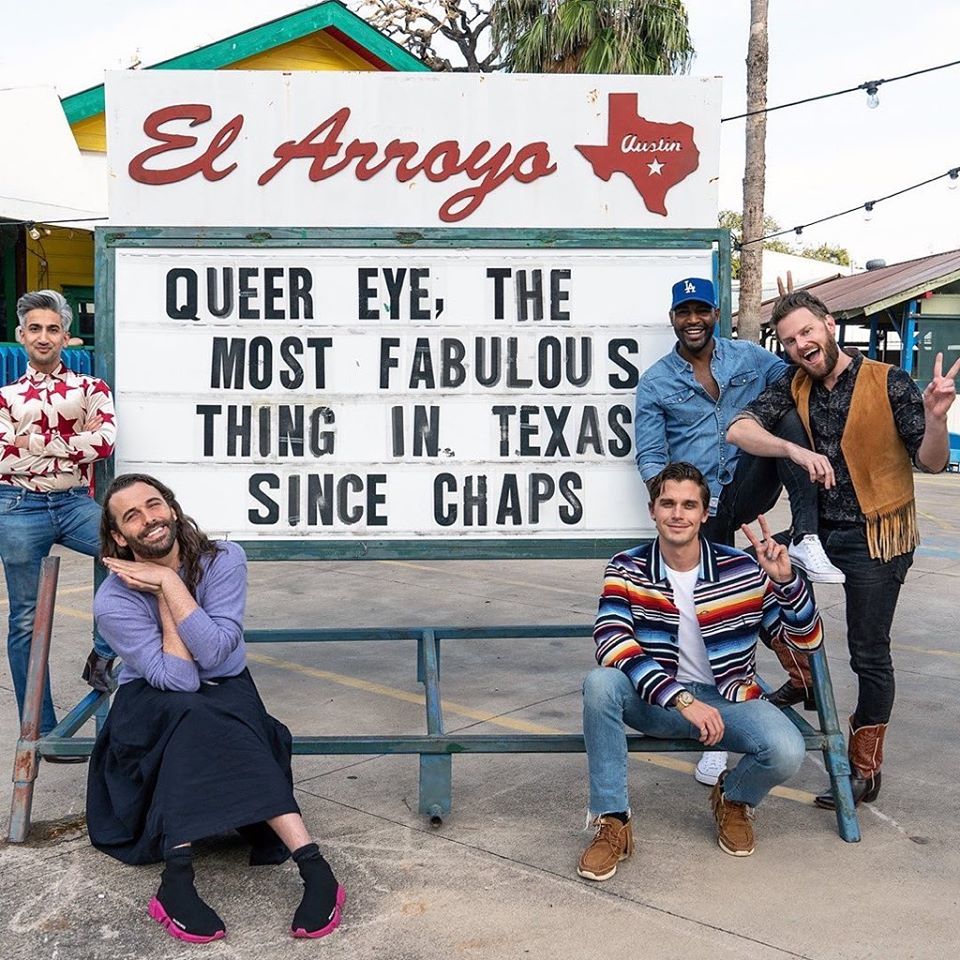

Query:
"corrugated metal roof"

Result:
[[747, 248, 960, 325]]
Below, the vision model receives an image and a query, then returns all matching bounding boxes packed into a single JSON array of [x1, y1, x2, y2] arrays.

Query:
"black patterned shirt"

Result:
[[733, 354, 925, 524]]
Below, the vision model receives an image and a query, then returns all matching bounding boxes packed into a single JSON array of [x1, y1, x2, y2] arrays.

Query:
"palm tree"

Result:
[[492, 0, 694, 75]]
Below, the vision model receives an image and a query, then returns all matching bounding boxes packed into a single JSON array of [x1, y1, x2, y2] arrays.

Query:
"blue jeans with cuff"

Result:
[[0, 486, 113, 735], [583, 668, 805, 814]]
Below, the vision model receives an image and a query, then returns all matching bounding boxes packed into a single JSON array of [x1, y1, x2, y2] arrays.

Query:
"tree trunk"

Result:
[[738, 0, 768, 343]]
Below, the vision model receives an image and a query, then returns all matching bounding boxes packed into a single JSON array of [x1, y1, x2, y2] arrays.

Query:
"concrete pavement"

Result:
[[1, 472, 959, 959]]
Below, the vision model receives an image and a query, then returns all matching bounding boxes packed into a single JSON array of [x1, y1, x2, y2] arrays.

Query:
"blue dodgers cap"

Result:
[[671, 277, 717, 310]]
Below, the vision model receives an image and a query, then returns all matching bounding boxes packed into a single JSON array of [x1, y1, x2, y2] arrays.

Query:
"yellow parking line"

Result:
[[247, 651, 817, 805]]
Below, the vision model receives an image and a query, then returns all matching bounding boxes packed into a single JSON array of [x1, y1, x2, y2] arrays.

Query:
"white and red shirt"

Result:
[[0, 361, 117, 493]]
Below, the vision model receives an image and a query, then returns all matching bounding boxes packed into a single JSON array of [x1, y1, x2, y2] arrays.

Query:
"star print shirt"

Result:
[[0, 361, 117, 492]]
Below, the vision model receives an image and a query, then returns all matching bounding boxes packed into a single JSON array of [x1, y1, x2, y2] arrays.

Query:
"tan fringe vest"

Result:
[[791, 358, 918, 561]]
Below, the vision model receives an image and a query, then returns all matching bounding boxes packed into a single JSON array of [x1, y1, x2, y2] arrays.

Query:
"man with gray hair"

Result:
[[0, 290, 118, 752]]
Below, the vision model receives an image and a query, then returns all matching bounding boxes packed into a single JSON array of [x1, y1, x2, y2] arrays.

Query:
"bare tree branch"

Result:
[[359, 0, 503, 72]]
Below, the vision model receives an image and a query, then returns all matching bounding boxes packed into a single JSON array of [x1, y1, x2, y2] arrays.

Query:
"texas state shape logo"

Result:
[[576, 93, 700, 216]]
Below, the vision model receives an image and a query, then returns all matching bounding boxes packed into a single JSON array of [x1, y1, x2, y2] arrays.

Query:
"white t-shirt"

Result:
[[665, 563, 716, 687]]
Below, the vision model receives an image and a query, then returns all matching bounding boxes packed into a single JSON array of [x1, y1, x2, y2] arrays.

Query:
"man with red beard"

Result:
[[727, 289, 959, 808]]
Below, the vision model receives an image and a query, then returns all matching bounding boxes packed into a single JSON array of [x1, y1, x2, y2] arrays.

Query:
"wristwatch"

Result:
[[670, 689, 695, 711]]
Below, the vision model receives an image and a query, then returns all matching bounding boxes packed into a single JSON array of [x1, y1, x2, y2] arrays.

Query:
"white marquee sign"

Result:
[[108, 240, 713, 543]]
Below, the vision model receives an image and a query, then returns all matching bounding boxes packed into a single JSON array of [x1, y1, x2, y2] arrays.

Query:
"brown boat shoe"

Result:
[[577, 815, 634, 881], [710, 777, 755, 857]]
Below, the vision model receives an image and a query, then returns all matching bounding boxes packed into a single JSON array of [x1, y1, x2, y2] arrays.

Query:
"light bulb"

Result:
[[28, 225, 40, 241], [949, 170, 959, 191], [864, 202, 875, 222], [865, 84, 880, 109]]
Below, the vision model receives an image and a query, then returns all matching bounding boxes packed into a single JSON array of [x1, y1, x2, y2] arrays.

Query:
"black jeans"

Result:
[[704, 409, 819, 546], [820, 522, 913, 727]]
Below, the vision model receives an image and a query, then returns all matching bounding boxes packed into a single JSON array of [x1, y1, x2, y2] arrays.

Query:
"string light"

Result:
[[739, 165, 960, 247], [721, 56, 960, 122], [863, 201, 875, 222]]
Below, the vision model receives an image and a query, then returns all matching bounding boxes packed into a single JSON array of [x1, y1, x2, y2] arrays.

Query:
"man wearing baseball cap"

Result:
[[632, 278, 842, 779]]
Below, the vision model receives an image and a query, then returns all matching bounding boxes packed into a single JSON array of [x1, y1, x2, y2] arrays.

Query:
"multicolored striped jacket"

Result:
[[594, 537, 823, 706]]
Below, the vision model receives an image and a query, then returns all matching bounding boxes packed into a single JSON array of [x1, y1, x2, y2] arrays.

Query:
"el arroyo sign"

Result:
[[103, 73, 721, 545], [107, 72, 720, 228]]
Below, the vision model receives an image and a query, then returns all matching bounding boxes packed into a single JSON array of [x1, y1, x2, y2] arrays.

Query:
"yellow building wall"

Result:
[[25, 228, 95, 293], [68, 31, 373, 153]]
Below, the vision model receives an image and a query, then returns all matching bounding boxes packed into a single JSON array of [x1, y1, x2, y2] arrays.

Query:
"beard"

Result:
[[801, 336, 840, 380], [674, 324, 714, 356], [129, 518, 178, 559]]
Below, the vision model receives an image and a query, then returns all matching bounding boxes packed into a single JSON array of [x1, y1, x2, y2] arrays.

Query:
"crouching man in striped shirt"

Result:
[[578, 462, 822, 877]]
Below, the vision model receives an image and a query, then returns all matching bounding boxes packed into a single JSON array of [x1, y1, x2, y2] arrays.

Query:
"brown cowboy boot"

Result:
[[766, 636, 815, 710], [815, 716, 886, 809]]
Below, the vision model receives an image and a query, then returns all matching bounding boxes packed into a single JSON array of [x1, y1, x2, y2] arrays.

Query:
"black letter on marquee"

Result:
[[263, 267, 284, 320], [248, 473, 280, 524], [166, 268, 198, 321], [211, 337, 245, 389], [195, 405, 222, 456], [306, 337, 332, 389], [367, 474, 388, 526], [496, 474, 523, 525], [434, 473, 457, 526], [409, 338, 436, 389], [528, 473, 555, 523], [238, 267, 258, 319], [491, 405, 516, 457], [279, 338, 304, 390], [290, 268, 313, 320], [359, 268, 379, 320], [558, 472, 583, 524], [608, 405, 632, 457], [486, 268, 511, 320], [566, 337, 592, 387], [248, 337, 272, 390], [227, 405, 251, 456], [409, 268, 431, 320], [550, 269, 571, 321], [608, 338, 640, 389], [380, 338, 400, 389], [206, 267, 233, 318]]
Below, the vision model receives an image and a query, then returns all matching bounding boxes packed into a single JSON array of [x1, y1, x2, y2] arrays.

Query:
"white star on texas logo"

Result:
[[647, 158, 664, 176]]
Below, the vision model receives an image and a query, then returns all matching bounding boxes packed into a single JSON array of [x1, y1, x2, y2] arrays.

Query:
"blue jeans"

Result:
[[583, 668, 806, 813], [704, 410, 819, 546], [820, 522, 913, 727], [0, 486, 113, 734]]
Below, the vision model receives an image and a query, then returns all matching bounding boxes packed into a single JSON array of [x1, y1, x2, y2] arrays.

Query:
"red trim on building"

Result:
[[326, 26, 396, 71]]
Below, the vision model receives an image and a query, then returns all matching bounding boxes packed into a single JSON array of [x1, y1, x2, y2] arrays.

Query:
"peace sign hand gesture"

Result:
[[922, 352, 960, 421], [740, 515, 794, 584]]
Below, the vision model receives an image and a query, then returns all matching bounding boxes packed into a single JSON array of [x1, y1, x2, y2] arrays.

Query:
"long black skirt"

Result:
[[86, 669, 300, 865]]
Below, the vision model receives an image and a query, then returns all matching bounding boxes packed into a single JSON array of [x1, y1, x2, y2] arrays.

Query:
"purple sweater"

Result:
[[94, 541, 248, 692]]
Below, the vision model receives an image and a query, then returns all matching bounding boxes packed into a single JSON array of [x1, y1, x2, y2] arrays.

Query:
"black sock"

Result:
[[156, 848, 225, 938], [606, 811, 630, 825], [291, 842, 340, 934]]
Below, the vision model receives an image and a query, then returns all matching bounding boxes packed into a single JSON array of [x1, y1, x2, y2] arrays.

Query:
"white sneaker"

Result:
[[694, 751, 728, 786], [788, 535, 845, 584]]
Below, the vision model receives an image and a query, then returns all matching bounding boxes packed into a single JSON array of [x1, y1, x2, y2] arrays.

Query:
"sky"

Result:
[[1, 0, 958, 266]]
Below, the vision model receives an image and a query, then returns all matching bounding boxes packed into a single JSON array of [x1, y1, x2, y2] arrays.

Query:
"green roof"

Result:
[[62, 0, 428, 124]]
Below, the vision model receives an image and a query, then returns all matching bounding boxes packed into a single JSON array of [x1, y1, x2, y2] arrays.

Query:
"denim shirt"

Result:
[[634, 335, 787, 506]]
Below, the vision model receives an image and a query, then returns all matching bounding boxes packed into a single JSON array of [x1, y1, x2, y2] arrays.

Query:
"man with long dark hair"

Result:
[[87, 473, 345, 943]]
